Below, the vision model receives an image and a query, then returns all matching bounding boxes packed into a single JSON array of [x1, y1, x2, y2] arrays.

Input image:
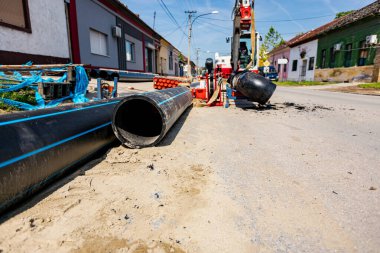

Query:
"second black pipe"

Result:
[[112, 87, 193, 148]]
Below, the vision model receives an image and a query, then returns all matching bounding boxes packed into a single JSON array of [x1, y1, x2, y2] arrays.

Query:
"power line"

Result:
[[194, 20, 230, 30], [163, 19, 188, 37], [156, 0, 187, 36], [199, 14, 335, 23]]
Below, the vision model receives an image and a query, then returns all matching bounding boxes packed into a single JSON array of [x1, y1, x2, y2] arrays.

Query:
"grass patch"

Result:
[[0, 88, 36, 111], [358, 83, 380, 89], [275, 81, 335, 86]]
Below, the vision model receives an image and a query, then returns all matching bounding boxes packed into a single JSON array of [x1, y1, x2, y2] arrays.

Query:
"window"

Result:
[[329, 47, 336, 68], [90, 29, 108, 56], [0, 0, 31, 32], [126, 40, 135, 62], [292, 60, 298, 71], [344, 44, 352, 67], [284, 63, 287, 73], [321, 49, 327, 68], [169, 51, 173, 70], [277, 64, 281, 73], [308, 57, 315, 70], [358, 40, 369, 66]]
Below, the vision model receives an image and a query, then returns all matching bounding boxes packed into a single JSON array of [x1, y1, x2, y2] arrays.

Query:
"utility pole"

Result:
[[153, 11, 156, 30], [196, 48, 201, 75], [185, 10, 197, 77], [250, 1, 256, 67]]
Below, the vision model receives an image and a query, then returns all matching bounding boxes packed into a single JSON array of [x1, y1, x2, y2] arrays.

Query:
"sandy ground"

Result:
[[1, 84, 380, 253]]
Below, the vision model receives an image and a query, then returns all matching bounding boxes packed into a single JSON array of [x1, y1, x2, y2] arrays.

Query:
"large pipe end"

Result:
[[234, 71, 277, 105], [112, 96, 165, 148]]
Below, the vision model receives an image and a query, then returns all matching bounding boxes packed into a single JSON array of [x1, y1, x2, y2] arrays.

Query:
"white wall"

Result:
[[288, 39, 318, 81], [0, 0, 69, 58]]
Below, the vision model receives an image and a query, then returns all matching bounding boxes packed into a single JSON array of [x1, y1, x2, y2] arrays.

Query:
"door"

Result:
[[301, 59, 307, 78], [145, 48, 153, 73]]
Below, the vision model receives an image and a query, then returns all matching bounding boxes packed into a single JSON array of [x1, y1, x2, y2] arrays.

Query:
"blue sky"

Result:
[[123, 0, 375, 64]]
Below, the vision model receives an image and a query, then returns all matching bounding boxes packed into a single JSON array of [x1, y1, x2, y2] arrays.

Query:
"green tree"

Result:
[[263, 26, 284, 52], [335, 10, 354, 19], [259, 26, 284, 66]]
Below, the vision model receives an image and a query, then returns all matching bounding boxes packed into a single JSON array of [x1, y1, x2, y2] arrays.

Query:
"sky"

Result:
[[123, 0, 376, 65]]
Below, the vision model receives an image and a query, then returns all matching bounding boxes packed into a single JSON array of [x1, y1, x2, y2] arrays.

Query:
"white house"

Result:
[[288, 39, 318, 81], [0, 0, 70, 64]]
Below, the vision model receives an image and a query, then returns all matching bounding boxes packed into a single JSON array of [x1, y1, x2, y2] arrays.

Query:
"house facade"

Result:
[[288, 39, 318, 81], [157, 38, 181, 76], [70, 0, 157, 73], [0, 0, 70, 64], [0, 0, 185, 76], [315, 2, 380, 82], [268, 44, 290, 81]]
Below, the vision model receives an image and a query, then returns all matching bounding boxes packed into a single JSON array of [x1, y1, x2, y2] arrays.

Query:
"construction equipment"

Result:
[[227, 0, 276, 106]]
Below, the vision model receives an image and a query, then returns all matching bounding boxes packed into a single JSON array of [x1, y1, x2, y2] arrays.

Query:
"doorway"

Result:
[[301, 59, 307, 79]]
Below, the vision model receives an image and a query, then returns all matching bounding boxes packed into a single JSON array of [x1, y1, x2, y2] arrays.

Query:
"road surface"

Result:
[[1, 85, 379, 253]]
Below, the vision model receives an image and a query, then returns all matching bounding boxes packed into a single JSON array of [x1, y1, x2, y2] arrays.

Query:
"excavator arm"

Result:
[[231, 0, 255, 72]]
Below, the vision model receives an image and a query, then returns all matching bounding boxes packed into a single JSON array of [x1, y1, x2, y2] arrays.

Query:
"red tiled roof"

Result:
[[268, 43, 289, 55]]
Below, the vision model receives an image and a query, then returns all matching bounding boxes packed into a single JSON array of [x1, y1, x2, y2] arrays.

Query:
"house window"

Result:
[[284, 63, 287, 73], [308, 57, 315, 70], [292, 60, 298, 71], [169, 51, 173, 70], [344, 44, 352, 67], [321, 49, 327, 68], [329, 47, 336, 68], [358, 40, 369, 66], [126, 40, 135, 62], [90, 29, 108, 56], [0, 0, 31, 32]]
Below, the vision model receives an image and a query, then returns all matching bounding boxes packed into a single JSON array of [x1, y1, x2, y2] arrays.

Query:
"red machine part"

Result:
[[240, 6, 251, 31], [191, 71, 223, 106]]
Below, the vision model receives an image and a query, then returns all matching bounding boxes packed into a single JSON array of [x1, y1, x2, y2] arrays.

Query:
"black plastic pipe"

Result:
[[232, 71, 277, 105], [0, 99, 121, 215], [112, 87, 192, 148]]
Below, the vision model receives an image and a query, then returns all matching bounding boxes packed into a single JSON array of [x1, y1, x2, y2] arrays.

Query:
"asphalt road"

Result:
[[0, 85, 379, 253]]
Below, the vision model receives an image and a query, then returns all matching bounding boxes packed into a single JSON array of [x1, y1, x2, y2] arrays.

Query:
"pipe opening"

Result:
[[114, 98, 163, 147]]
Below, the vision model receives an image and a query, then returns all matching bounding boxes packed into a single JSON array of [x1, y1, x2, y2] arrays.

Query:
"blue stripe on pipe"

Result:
[[0, 142, 111, 215], [0, 101, 119, 127], [158, 90, 190, 105], [0, 122, 112, 169], [0, 88, 189, 168], [0, 88, 187, 127]]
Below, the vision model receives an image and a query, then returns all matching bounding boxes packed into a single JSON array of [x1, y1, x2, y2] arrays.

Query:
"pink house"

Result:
[[268, 43, 290, 81]]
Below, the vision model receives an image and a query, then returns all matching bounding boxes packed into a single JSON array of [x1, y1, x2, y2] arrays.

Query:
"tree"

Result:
[[335, 10, 354, 19], [259, 26, 284, 66], [263, 26, 284, 52]]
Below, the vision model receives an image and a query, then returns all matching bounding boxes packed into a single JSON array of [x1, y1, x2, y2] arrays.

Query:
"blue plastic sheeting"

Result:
[[0, 65, 90, 110], [73, 66, 89, 103], [0, 76, 39, 93]]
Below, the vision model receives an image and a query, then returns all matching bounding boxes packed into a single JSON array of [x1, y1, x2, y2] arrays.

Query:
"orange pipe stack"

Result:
[[153, 77, 181, 90]]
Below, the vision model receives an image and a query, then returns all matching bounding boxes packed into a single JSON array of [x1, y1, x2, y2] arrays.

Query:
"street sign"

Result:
[[263, 66, 270, 73], [264, 60, 270, 67], [278, 58, 288, 64]]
